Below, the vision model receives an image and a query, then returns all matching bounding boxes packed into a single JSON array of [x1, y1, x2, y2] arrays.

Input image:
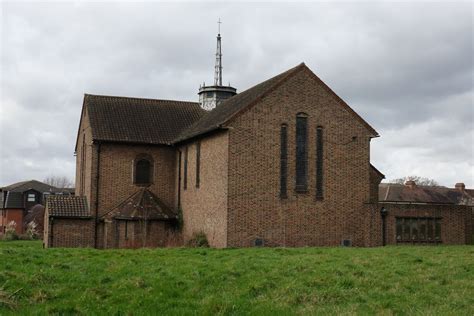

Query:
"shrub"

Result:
[[25, 221, 39, 240], [187, 232, 209, 248], [3, 221, 18, 241], [165, 229, 184, 248]]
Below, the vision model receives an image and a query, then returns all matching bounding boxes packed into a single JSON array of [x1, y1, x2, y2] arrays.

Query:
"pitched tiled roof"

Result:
[[175, 63, 378, 142], [46, 196, 90, 217], [101, 188, 177, 220], [1, 180, 60, 193], [379, 183, 473, 205], [84, 94, 206, 145]]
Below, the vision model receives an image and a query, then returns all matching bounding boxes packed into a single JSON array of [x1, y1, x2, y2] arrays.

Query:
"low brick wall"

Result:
[[378, 203, 472, 245], [45, 218, 94, 248]]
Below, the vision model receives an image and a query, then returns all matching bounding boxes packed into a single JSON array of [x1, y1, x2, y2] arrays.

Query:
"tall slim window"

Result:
[[135, 159, 151, 185], [280, 124, 288, 198], [196, 142, 201, 188], [315, 126, 324, 200], [295, 114, 308, 192], [184, 146, 188, 190]]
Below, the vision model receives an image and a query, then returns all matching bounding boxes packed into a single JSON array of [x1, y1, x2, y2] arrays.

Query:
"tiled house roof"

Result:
[[1, 180, 73, 209], [46, 196, 90, 218], [101, 188, 177, 220], [379, 183, 473, 205], [84, 94, 206, 146], [1, 179, 60, 193]]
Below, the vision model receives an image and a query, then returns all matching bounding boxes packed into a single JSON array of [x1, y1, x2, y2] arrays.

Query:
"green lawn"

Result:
[[1, 241, 473, 315]]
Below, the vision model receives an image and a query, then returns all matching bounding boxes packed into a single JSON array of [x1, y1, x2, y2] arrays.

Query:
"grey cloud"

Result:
[[1, 1, 472, 187]]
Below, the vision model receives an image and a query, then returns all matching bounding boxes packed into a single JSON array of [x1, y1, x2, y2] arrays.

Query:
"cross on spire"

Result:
[[217, 18, 222, 35]]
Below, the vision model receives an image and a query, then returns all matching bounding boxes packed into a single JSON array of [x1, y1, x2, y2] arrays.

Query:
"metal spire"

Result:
[[214, 18, 223, 86]]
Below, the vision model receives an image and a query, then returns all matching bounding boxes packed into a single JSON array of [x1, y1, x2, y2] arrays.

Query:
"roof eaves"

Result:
[[74, 94, 89, 153], [370, 164, 385, 179]]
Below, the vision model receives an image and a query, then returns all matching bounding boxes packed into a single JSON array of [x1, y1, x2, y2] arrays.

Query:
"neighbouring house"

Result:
[[377, 181, 473, 245], [44, 31, 473, 248], [0, 180, 74, 236]]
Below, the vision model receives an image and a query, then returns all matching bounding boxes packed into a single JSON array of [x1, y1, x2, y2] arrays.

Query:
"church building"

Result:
[[43, 30, 472, 248]]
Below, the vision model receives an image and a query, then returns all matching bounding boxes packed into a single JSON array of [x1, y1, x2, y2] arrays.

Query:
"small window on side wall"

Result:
[[134, 155, 153, 186], [27, 193, 36, 202]]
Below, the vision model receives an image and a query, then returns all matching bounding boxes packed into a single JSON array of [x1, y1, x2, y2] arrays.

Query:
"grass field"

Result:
[[1, 241, 473, 315]]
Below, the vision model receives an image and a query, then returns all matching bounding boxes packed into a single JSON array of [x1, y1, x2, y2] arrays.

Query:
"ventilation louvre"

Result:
[[254, 238, 264, 247], [341, 239, 352, 247]]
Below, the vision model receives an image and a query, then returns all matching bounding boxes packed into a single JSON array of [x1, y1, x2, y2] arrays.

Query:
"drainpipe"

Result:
[[94, 142, 101, 248], [380, 207, 388, 246], [49, 217, 54, 248], [177, 150, 182, 210]]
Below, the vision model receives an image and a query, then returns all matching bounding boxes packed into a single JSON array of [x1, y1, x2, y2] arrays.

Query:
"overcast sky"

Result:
[[1, 1, 473, 188]]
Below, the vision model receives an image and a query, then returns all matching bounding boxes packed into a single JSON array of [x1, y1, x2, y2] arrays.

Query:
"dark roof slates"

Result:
[[379, 183, 472, 205], [85, 95, 206, 145], [1, 180, 60, 193]]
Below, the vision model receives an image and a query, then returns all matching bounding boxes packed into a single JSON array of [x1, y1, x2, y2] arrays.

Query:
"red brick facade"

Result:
[[375, 203, 472, 245], [178, 132, 229, 248], [44, 217, 94, 248], [0, 209, 24, 235], [225, 67, 374, 247], [44, 64, 473, 248]]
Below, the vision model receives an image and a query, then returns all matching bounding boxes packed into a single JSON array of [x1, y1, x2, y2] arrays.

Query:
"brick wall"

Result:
[[178, 132, 229, 248], [75, 106, 97, 213], [226, 67, 375, 247], [96, 144, 176, 216], [45, 217, 94, 248], [376, 203, 472, 245]]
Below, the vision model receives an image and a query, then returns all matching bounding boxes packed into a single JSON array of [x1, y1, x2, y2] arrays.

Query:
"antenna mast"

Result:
[[214, 18, 223, 86]]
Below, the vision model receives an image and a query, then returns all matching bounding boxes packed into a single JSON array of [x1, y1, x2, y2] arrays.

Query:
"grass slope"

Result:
[[1, 241, 473, 315]]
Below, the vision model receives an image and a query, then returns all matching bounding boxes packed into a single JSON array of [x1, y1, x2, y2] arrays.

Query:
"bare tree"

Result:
[[43, 176, 74, 188], [390, 175, 440, 187]]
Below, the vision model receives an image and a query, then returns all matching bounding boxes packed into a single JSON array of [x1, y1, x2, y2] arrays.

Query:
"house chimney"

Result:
[[455, 183, 465, 192], [405, 180, 416, 189]]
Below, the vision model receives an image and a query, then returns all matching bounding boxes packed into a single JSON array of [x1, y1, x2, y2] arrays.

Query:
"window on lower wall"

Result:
[[396, 217, 441, 243], [133, 154, 154, 186]]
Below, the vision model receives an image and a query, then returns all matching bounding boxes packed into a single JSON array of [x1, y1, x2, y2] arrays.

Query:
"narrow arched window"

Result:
[[315, 126, 324, 200], [280, 124, 288, 198], [134, 155, 153, 186], [295, 113, 308, 192]]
